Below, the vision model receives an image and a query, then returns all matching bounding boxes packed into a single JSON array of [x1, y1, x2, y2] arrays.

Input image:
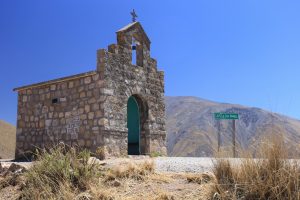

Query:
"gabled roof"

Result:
[[116, 21, 139, 32], [13, 71, 97, 92], [116, 21, 151, 46]]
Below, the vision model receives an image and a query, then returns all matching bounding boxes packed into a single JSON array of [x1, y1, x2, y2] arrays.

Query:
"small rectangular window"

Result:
[[52, 98, 58, 104]]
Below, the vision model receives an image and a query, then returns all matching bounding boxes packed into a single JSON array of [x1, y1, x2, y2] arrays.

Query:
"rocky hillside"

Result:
[[166, 96, 300, 157], [0, 120, 16, 159]]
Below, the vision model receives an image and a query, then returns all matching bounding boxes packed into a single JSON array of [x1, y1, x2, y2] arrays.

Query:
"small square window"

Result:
[[52, 98, 58, 104]]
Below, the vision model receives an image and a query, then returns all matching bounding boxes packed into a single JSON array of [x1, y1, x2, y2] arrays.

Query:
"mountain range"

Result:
[[166, 96, 300, 157], [0, 120, 16, 159]]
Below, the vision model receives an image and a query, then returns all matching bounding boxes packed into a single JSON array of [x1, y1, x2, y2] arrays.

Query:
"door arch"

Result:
[[127, 96, 140, 155]]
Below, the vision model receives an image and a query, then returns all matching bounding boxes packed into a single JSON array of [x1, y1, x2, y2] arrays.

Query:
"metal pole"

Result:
[[217, 120, 220, 152], [232, 119, 236, 158]]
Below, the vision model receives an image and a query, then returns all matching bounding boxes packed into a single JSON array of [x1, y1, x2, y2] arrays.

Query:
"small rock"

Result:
[[113, 180, 121, 187], [8, 163, 27, 173], [88, 157, 100, 165], [213, 192, 221, 200]]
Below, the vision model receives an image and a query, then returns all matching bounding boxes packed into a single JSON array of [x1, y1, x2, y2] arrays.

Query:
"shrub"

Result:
[[20, 145, 101, 200], [210, 138, 300, 200]]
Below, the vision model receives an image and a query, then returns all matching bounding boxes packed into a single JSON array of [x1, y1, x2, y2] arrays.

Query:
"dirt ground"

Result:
[[0, 176, 22, 200], [102, 172, 206, 199], [0, 172, 211, 200], [0, 157, 215, 200]]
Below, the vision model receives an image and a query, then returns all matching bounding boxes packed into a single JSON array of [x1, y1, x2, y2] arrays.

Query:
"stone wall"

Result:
[[15, 21, 166, 158], [15, 72, 106, 157]]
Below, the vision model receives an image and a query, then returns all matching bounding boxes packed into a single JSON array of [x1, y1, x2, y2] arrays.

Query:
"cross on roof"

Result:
[[130, 9, 138, 22]]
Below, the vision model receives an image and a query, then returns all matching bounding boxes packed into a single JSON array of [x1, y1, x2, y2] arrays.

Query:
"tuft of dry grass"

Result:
[[155, 191, 175, 200], [105, 160, 154, 182], [209, 137, 300, 200], [0, 173, 23, 190], [20, 144, 103, 200], [186, 172, 215, 185], [96, 146, 107, 160], [89, 183, 115, 200]]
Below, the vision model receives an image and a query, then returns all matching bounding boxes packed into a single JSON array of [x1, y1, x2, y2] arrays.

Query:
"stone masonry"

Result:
[[13, 21, 166, 158]]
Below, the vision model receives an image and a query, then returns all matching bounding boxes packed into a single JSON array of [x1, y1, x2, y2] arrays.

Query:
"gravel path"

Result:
[[0, 159, 32, 169], [154, 157, 215, 173], [0, 157, 263, 173], [0, 157, 237, 173]]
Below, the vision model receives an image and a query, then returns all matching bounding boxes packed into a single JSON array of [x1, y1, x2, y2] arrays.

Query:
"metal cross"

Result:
[[130, 9, 138, 22]]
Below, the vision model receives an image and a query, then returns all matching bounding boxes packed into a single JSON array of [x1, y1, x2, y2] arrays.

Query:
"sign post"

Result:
[[232, 119, 236, 158], [214, 112, 239, 157], [217, 120, 221, 152]]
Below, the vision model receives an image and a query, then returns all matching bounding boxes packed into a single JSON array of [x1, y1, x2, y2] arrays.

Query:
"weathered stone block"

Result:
[[88, 112, 94, 119], [60, 97, 67, 102], [68, 81, 74, 88], [95, 110, 102, 118], [22, 96, 27, 102], [86, 140, 92, 147], [39, 120, 45, 128], [78, 108, 84, 114], [64, 111, 71, 118], [92, 103, 99, 111], [52, 119, 59, 126], [100, 89, 114, 95], [50, 84, 56, 91], [88, 97, 96, 104], [59, 112, 64, 118], [92, 126, 99, 131], [78, 140, 85, 146], [87, 91, 92, 97], [92, 74, 99, 81], [98, 118, 108, 126], [84, 77, 92, 84], [84, 105, 90, 113], [80, 91, 86, 98], [80, 114, 87, 120]]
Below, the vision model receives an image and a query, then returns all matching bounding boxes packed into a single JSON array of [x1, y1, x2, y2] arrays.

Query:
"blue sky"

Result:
[[1, 0, 300, 125]]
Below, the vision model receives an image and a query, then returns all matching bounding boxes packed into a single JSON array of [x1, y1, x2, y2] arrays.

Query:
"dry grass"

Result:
[[11, 145, 157, 199], [0, 153, 217, 199], [96, 146, 107, 160], [105, 160, 154, 182], [20, 144, 102, 200], [209, 137, 300, 200], [0, 173, 23, 190], [186, 172, 216, 185], [155, 191, 175, 200]]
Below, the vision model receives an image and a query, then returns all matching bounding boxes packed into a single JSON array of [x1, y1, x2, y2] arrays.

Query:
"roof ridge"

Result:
[[13, 70, 97, 91]]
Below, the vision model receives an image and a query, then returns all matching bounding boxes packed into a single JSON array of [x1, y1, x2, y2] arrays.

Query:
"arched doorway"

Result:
[[127, 96, 140, 155]]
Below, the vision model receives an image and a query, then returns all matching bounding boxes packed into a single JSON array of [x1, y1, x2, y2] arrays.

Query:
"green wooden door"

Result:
[[127, 96, 140, 155]]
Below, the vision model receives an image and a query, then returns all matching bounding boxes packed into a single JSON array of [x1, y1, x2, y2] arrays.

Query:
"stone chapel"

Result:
[[13, 20, 166, 158]]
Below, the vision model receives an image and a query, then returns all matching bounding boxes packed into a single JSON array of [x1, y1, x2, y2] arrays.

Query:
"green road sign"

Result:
[[214, 112, 239, 120]]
